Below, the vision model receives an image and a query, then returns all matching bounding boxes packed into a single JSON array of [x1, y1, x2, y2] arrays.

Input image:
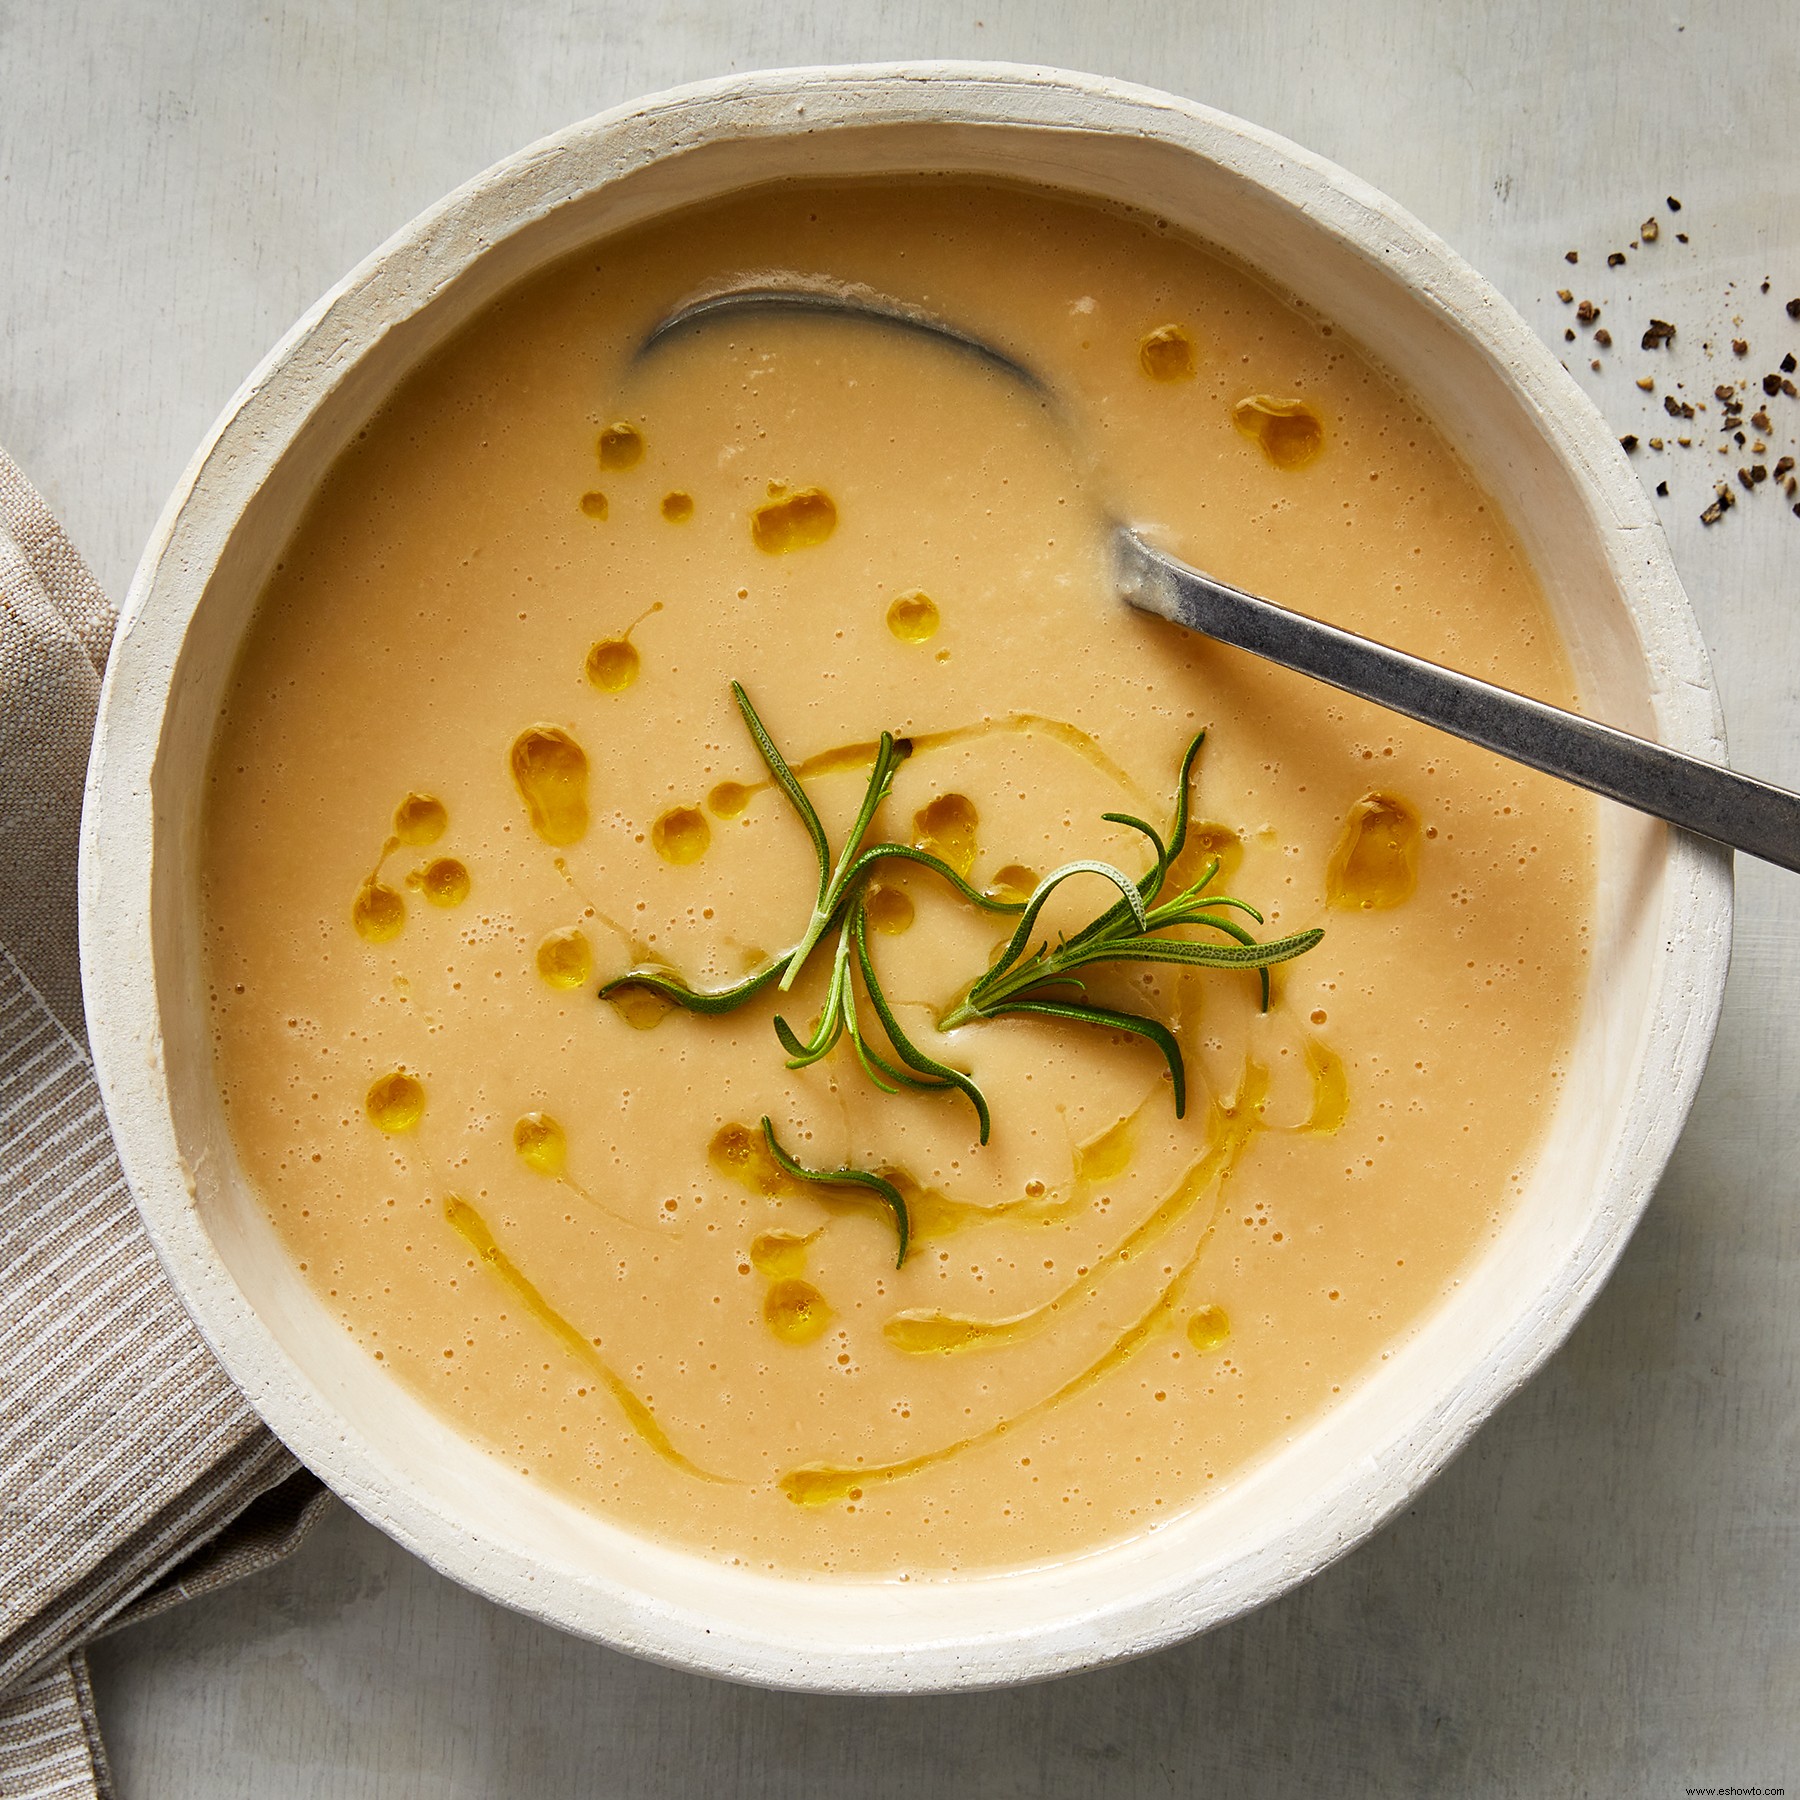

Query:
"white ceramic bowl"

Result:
[[79, 64, 1732, 1692]]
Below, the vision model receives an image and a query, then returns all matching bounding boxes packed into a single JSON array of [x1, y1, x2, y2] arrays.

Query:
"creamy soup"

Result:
[[202, 179, 1593, 1575]]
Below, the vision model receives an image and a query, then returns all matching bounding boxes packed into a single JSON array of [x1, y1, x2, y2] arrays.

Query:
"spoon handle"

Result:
[[1117, 529, 1794, 872]]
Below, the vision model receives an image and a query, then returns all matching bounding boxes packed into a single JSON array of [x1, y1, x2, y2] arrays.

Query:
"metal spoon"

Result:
[[642, 283, 1799, 873]]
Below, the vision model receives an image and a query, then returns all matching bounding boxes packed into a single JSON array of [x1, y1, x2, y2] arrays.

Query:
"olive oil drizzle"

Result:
[[882, 1060, 1269, 1357], [779, 1072, 1267, 1506], [512, 1111, 652, 1230], [1298, 1037, 1349, 1134], [441, 1195, 729, 1483], [712, 712, 1149, 811]]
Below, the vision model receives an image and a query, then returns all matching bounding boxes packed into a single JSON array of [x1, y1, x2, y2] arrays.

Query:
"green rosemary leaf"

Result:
[[1099, 811, 1169, 888], [1061, 924, 1321, 1006], [969, 860, 1148, 1002], [731, 681, 831, 900], [838, 842, 1027, 913], [1152, 889, 1265, 929], [1162, 730, 1207, 869], [760, 1117, 911, 1267], [844, 998, 906, 1096], [775, 926, 858, 1068], [780, 731, 908, 989], [598, 958, 786, 1016], [831, 923, 905, 1095], [987, 998, 1187, 1118], [852, 905, 992, 1143], [1057, 926, 1323, 971]]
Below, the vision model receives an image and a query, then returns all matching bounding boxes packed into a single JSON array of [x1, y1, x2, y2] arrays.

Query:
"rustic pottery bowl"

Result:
[[79, 64, 1731, 1692]]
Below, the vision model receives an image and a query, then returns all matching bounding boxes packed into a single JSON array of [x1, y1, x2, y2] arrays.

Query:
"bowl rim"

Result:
[[78, 61, 1733, 1692]]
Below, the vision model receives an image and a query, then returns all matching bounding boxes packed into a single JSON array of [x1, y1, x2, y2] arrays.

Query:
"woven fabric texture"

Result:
[[0, 448, 327, 1800]]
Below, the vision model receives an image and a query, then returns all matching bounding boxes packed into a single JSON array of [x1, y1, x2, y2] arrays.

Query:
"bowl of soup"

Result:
[[79, 64, 1731, 1690]]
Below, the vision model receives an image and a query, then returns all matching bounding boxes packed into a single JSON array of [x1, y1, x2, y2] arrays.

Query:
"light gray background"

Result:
[[5, 2, 1797, 1794]]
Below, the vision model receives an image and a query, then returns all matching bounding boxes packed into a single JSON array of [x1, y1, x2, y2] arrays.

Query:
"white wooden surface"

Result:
[[4, 1, 1797, 1792]]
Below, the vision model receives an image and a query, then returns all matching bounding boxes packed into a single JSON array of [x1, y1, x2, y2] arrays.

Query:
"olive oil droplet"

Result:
[[585, 638, 639, 692], [651, 806, 710, 865], [605, 981, 675, 1031], [750, 486, 836, 553], [1170, 822, 1244, 893], [1139, 324, 1197, 381], [597, 423, 644, 470], [708, 781, 752, 819], [535, 926, 592, 990], [660, 490, 694, 522], [513, 1111, 568, 1177], [912, 793, 979, 880], [984, 863, 1038, 905], [750, 1228, 813, 1280], [585, 600, 660, 694], [1325, 792, 1421, 909], [510, 725, 589, 846], [1187, 1305, 1231, 1352], [1232, 395, 1326, 469], [864, 883, 915, 935], [578, 491, 609, 520], [417, 857, 470, 907], [392, 792, 447, 845], [709, 1122, 790, 1196], [366, 1071, 424, 1133], [352, 877, 405, 943], [764, 1277, 832, 1345], [886, 590, 939, 643]]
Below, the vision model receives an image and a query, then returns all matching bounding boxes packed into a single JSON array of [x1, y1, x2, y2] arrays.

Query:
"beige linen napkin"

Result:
[[0, 446, 328, 1799]]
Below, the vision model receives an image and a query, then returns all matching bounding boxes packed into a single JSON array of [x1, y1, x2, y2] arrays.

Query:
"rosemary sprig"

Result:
[[774, 899, 990, 1139], [935, 731, 1325, 1117], [849, 902, 991, 1141], [601, 683, 1018, 1019], [761, 1116, 911, 1266], [600, 698, 1322, 1146], [598, 956, 788, 1015], [733, 681, 913, 990]]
